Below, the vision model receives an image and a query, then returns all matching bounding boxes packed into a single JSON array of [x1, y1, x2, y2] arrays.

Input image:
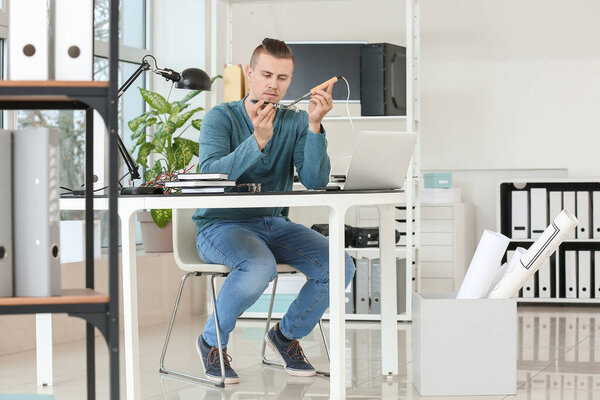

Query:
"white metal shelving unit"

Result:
[[208, 0, 421, 321]]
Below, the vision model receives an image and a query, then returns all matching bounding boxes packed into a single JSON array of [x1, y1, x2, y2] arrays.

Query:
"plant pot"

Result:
[[137, 211, 173, 253]]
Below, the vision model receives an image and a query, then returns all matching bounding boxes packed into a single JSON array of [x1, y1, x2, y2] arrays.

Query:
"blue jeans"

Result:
[[196, 216, 356, 348]]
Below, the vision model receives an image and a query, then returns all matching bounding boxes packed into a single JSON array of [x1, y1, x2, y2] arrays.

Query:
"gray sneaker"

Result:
[[266, 323, 316, 377], [196, 335, 240, 384]]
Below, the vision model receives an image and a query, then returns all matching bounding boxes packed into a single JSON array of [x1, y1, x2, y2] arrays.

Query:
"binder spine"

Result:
[[0, 131, 13, 297], [14, 128, 61, 297]]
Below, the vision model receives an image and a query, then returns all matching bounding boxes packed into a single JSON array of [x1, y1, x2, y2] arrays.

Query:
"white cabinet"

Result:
[[417, 203, 475, 293]]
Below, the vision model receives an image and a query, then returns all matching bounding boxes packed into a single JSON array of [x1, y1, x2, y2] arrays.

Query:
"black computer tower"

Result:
[[360, 43, 406, 116]]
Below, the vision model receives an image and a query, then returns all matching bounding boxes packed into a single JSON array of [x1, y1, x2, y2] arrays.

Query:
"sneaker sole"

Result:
[[195, 338, 240, 384], [265, 334, 317, 377]]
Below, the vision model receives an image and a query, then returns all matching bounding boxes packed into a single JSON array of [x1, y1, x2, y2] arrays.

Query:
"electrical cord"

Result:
[[329, 76, 355, 178]]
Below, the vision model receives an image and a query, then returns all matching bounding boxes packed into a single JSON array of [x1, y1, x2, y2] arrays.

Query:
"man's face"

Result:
[[246, 53, 294, 103]]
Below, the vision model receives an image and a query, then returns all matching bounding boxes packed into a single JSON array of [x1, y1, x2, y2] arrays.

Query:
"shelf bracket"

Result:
[[69, 312, 109, 344]]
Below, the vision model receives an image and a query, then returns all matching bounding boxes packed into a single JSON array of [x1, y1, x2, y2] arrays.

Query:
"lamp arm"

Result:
[[118, 61, 151, 98]]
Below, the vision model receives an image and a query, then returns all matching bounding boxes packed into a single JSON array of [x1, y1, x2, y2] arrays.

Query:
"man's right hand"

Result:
[[250, 100, 277, 151]]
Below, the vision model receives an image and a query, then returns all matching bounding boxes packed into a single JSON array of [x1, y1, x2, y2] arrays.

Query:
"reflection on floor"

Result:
[[0, 306, 600, 399]]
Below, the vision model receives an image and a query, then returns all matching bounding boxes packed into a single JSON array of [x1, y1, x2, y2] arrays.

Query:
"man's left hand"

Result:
[[308, 80, 335, 133]]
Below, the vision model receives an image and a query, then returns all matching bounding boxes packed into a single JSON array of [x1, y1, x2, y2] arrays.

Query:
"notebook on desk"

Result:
[[328, 131, 417, 191]]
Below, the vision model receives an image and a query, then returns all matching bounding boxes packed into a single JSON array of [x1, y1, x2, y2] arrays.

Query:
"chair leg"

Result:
[[159, 272, 226, 388], [261, 275, 330, 377], [262, 275, 283, 367], [318, 320, 330, 361], [209, 275, 227, 387]]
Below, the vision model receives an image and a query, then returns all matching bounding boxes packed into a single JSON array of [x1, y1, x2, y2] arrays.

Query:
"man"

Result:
[[193, 38, 355, 384]]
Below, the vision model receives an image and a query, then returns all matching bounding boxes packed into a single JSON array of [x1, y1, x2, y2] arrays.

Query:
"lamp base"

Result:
[[121, 186, 164, 195]]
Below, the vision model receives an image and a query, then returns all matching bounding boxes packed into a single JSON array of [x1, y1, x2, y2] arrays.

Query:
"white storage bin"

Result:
[[412, 293, 517, 396]]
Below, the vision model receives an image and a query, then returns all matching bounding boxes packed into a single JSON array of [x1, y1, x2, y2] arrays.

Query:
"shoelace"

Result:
[[206, 347, 233, 369], [286, 340, 308, 362]]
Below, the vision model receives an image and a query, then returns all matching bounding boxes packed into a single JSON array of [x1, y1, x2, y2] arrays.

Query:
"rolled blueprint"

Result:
[[485, 247, 527, 297], [456, 230, 510, 299], [488, 209, 578, 299]]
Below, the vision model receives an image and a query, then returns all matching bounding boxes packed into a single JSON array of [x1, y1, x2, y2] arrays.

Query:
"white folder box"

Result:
[[355, 257, 369, 314], [563, 191, 576, 239], [565, 316, 577, 362], [14, 128, 61, 297], [530, 188, 548, 239], [565, 251, 577, 299], [549, 191, 562, 224], [412, 293, 516, 396], [538, 258, 552, 298], [8, 0, 49, 80], [53, 0, 93, 80], [595, 251, 600, 299], [578, 251, 591, 299], [593, 192, 600, 239], [0, 131, 13, 297], [576, 191, 590, 239], [522, 274, 535, 298], [511, 191, 529, 239]]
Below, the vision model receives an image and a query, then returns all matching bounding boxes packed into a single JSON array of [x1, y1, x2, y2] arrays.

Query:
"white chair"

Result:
[[159, 209, 330, 387]]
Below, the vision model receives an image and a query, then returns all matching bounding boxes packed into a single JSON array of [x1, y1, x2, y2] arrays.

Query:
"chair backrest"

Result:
[[172, 209, 204, 267]]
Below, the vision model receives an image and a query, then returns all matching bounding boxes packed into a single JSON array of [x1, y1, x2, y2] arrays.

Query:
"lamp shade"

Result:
[[176, 68, 212, 90]]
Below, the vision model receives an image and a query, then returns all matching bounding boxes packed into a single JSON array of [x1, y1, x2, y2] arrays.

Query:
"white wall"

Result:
[[420, 0, 600, 176]]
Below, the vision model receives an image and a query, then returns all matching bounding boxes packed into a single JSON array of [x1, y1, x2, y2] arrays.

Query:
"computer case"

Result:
[[360, 43, 406, 116]]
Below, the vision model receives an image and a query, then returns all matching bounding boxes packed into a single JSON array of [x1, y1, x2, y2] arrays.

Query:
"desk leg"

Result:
[[378, 204, 398, 375], [36, 314, 53, 387], [328, 206, 347, 399], [120, 210, 142, 400]]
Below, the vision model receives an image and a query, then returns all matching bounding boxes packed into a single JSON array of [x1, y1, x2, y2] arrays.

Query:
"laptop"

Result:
[[328, 131, 417, 191]]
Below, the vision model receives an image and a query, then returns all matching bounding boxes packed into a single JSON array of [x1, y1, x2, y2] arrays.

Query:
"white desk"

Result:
[[59, 190, 405, 400]]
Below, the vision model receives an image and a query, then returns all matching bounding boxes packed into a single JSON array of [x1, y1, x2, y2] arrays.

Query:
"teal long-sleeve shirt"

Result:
[[192, 97, 331, 234]]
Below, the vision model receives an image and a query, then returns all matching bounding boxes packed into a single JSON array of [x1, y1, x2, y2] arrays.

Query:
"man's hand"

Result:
[[250, 100, 277, 151], [308, 80, 335, 133]]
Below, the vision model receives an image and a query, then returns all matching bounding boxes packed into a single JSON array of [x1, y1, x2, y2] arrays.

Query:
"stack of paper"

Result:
[[165, 173, 235, 193]]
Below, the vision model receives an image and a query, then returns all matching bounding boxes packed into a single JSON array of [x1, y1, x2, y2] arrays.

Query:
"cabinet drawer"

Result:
[[420, 245, 453, 262], [420, 261, 454, 278], [421, 219, 453, 233], [419, 278, 454, 293], [421, 206, 453, 220], [421, 232, 453, 246]]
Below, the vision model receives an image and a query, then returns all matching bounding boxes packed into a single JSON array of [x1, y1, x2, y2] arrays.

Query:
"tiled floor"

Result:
[[1, 305, 600, 399]]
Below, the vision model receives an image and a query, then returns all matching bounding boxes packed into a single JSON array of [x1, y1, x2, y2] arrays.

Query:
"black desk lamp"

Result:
[[117, 55, 212, 195]]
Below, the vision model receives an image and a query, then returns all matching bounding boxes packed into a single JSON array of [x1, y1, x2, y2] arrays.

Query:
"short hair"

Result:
[[250, 38, 294, 68]]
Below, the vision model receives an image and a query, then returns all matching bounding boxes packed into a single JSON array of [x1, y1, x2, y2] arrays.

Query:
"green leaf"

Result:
[[131, 121, 147, 140], [174, 137, 199, 157], [152, 135, 166, 153], [135, 132, 146, 146], [139, 88, 171, 114], [175, 90, 201, 106], [144, 162, 163, 183], [128, 112, 149, 132], [150, 208, 172, 228], [174, 107, 204, 128], [211, 74, 223, 84], [136, 142, 155, 168], [191, 119, 202, 131], [173, 137, 197, 170], [168, 104, 181, 123]]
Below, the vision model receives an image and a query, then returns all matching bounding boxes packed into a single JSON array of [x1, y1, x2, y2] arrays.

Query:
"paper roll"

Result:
[[488, 209, 578, 299], [456, 230, 510, 299], [485, 247, 527, 297]]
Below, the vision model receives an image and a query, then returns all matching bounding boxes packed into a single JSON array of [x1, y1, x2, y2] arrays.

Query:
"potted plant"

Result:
[[128, 76, 221, 252]]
